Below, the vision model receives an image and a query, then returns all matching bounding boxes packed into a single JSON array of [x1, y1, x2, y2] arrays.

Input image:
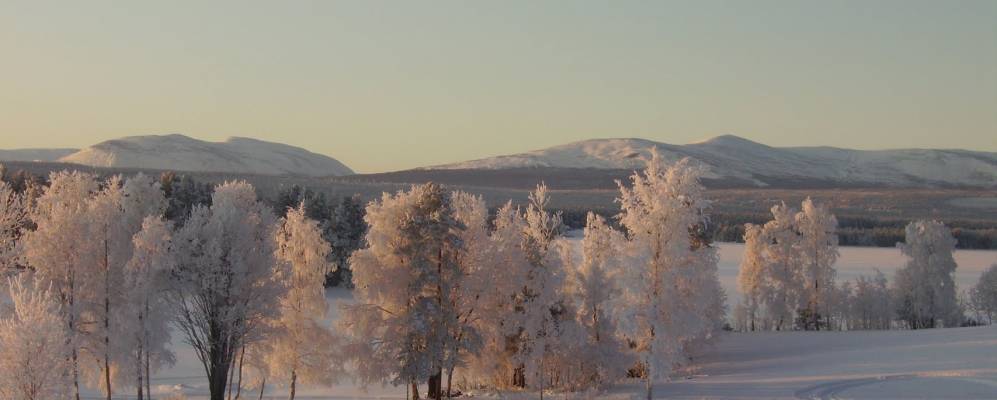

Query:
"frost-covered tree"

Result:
[[763, 203, 804, 330], [892, 220, 960, 329], [736, 224, 768, 331], [123, 216, 176, 400], [168, 181, 284, 400], [0, 181, 28, 276], [324, 195, 366, 287], [159, 172, 213, 224], [846, 269, 892, 330], [795, 198, 839, 330], [82, 174, 167, 399], [970, 264, 997, 324], [461, 202, 532, 389], [22, 171, 99, 400], [0, 275, 72, 400], [561, 212, 631, 389], [513, 184, 565, 398], [339, 183, 465, 400], [267, 204, 341, 400], [614, 153, 724, 400]]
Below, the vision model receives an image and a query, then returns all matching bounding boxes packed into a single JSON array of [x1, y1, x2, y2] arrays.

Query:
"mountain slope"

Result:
[[428, 135, 997, 188], [58, 134, 353, 177]]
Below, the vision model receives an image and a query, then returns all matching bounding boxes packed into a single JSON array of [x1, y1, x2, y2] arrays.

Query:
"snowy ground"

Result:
[[80, 243, 997, 399]]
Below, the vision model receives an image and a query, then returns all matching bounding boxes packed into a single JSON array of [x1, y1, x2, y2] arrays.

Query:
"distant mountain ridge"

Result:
[[0, 148, 78, 162], [0, 134, 354, 177], [426, 135, 997, 189]]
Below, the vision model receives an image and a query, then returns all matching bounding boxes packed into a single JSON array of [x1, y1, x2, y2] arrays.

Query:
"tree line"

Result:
[[733, 201, 997, 332], [0, 154, 727, 400]]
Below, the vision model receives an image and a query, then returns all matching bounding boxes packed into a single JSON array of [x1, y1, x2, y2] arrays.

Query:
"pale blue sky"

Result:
[[1, 0, 994, 172]]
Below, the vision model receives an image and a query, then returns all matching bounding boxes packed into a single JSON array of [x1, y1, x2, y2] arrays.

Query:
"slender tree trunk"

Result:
[[145, 346, 151, 400], [411, 380, 420, 400], [257, 377, 266, 400], [288, 369, 297, 400], [73, 347, 81, 400], [103, 235, 112, 400], [538, 354, 544, 400], [446, 367, 455, 399], [136, 341, 144, 400], [234, 345, 246, 400], [227, 350, 237, 400], [145, 299, 152, 400], [644, 360, 652, 400]]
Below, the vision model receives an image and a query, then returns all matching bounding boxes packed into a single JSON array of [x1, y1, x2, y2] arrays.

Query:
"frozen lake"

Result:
[[714, 242, 997, 307]]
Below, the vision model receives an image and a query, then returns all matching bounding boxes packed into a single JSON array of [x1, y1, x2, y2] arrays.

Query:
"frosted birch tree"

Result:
[[615, 152, 724, 400], [22, 170, 99, 400], [82, 173, 167, 399], [123, 216, 176, 400], [462, 202, 532, 389], [562, 212, 631, 389], [0, 275, 72, 400], [970, 264, 997, 324], [168, 181, 284, 400], [515, 184, 565, 398], [736, 224, 768, 331], [267, 204, 341, 400], [893, 220, 960, 329], [795, 197, 839, 330], [762, 203, 803, 330]]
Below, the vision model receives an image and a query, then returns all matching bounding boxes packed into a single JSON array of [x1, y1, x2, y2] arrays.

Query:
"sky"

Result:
[[1, 1, 995, 173]]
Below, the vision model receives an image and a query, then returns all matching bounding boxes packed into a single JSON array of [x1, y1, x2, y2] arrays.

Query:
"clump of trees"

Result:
[[735, 212, 969, 332], [340, 153, 726, 399], [0, 170, 346, 400], [736, 198, 839, 331]]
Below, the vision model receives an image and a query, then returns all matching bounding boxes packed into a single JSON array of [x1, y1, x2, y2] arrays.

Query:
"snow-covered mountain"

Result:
[[0, 148, 78, 162], [56, 134, 353, 177], [428, 135, 997, 188]]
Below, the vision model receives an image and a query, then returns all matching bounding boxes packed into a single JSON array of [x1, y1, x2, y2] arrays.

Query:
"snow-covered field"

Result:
[[84, 244, 997, 399]]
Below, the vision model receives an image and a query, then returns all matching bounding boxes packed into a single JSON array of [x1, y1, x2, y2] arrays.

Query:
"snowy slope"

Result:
[[58, 134, 354, 177], [430, 135, 997, 188], [0, 148, 78, 162]]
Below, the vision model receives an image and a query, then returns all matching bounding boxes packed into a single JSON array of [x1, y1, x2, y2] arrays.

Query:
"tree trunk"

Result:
[[411, 380, 421, 400], [257, 377, 266, 400], [288, 369, 297, 400], [235, 346, 246, 400], [645, 364, 652, 400], [103, 236, 112, 400], [145, 346, 152, 400], [209, 358, 230, 400], [136, 341, 144, 400], [428, 370, 442, 400], [446, 367, 455, 399], [73, 347, 81, 400]]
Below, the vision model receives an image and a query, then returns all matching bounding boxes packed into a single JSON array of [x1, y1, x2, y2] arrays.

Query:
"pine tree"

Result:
[[339, 183, 464, 399], [0, 181, 27, 277]]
